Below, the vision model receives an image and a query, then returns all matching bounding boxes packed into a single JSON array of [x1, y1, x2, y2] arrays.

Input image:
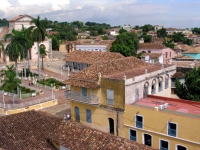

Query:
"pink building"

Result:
[[137, 43, 176, 64]]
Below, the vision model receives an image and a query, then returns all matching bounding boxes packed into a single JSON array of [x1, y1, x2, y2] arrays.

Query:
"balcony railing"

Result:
[[168, 129, 176, 137], [136, 121, 143, 128], [130, 136, 136, 141], [65, 91, 99, 104]]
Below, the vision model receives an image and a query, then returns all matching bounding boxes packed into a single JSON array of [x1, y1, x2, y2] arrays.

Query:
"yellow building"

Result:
[[64, 55, 176, 142], [124, 95, 200, 150]]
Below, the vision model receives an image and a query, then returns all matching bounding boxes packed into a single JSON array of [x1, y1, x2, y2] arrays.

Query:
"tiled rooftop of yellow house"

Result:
[[64, 51, 124, 64], [64, 56, 174, 88]]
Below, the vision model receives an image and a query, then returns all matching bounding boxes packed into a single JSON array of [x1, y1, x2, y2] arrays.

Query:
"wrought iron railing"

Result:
[[136, 121, 143, 128], [65, 91, 99, 104]]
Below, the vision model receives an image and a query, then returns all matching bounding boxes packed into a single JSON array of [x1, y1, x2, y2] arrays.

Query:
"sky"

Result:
[[0, 0, 199, 29]]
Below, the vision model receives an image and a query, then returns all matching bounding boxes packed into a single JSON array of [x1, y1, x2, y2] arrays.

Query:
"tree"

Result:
[[163, 38, 175, 49], [4, 29, 29, 78], [157, 28, 167, 38], [30, 16, 46, 81], [39, 46, 48, 70], [175, 67, 200, 101], [140, 24, 154, 32], [102, 35, 108, 40], [118, 28, 127, 34], [52, 35, 59, 50], [171, 32, 193, 46], [110, 32, 139, 56], [192, 27, 200, 35], [140, 33, 152, 43], [133, 25, 140, 30], [0, 65, 21, 103]]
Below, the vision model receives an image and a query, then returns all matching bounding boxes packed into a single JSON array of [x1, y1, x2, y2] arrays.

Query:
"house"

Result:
[[76, 44, 107, 52], [137, 43, 176, 64], [140, 53, 163, 64], [121, 25, 132, 32], [124, 95, 200, 150], [173, 44, 193, 57], [64, 56, 176, 140], [166, 28, 192, 35], [63, 51, 124, 72], [0, 110, 155, 150], [0, 14, 52, 63], [182, 46, 200, 59], [171, 72, 185, 94], [154, 25, 163, 31]]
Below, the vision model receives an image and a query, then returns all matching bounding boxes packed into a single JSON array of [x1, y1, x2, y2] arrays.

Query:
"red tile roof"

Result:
[[140, 43, 166, 49], [64, 57, 173, 88], [183, 46, 200, 53], [174, 44, 193, 51], [0, 110, 155, 150], [171, 72, 185, 78], [64, 51, 124, 64], [9, 14, 33, 22]]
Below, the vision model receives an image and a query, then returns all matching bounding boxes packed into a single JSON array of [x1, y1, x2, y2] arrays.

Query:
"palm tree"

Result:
[[20, 25, 34, 78], [0, 42, 5, 62], [0, 65, 21, 103], [4, 29, 29, 78], [39, 46, 48, 70], [30, 16, 46, 81]]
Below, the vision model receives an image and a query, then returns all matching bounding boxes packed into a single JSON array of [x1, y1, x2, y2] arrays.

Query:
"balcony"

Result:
[[65, 91, 99, 104], [168, 129, 176, 137]]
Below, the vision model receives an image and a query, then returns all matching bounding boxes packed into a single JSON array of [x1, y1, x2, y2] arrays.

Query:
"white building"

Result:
[[76, 45, 107, 52], [0, 14, 52, 63]]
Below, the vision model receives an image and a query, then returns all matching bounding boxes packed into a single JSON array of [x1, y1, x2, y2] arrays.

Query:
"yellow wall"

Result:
[[70, 101, 124, 137], [59, 44, 67, 52], [123, 105, 200, 150], [101, 78, 125, 110], [71, 86, 100, 98]]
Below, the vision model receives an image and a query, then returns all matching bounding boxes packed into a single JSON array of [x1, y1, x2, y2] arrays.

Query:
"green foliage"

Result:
[[192, 27, 200, 35], [140, 33, 152, 43], [37, 78, 65, 88], [102, 35, 109, 40], [52, 35, 59, 50], [175, 68, 200, 101], [170, 32, 193, 46], [163, 38, 175, 49], [86, 36, 91, 39], [140, 24, 154, 32], [157, 28, 167, 38], [133, 25, 140, 30], [119, 28, 127, 34], [110, 32, 139, 56], [90, 30, 98, 36], [0, 18, 8, 27]]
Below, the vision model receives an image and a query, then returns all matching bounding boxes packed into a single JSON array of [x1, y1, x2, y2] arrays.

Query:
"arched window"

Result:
[[108, 118, 114, 134], [143, 134, 152, 147], [176, 145, 187, 150], [165, 74, 169, 89], [151, 79, 156, 94], [75, 107, 80, 122], [143, 82, 149, 98], [158, 77, 163, 92]]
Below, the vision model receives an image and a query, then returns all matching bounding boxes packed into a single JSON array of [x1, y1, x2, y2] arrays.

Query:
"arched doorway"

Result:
[[75, 107, 80, 122], [143, 82, 149, 98], [143, 134, 152, 147], [108, 118, 114, 134], [165, 74, 169, 89], [158, 77, 163, 92]]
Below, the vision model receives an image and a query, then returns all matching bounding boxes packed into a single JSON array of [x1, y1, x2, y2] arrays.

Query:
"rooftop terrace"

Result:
[[132, 95, 200, 119]]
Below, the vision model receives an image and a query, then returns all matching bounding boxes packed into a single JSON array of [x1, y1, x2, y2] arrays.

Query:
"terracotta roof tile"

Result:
[[64, 57, 173, 88], [183, 46, 200, 53], [140, 43, 166, 49], [64, 51, 124, 64], [171, 61, 200, 68], [174, 44, 193, 51], [141, 53, 162, 58], [171, 72, 185, 78], [0, 110, 62, 149], [0, 111, 156, 150], [49, 121, 156, 150], [9, 14, 33, 22]]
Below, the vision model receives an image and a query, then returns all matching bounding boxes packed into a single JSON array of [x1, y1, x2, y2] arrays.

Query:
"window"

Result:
[[143, 134, 152, 147], [168, 122, 177, 137], [159, 78, 163, 92], [148, 51, 151, 53], [75, 107, 80, 122], [165, 52, 168, 58], [108, 118, 114, 134], [82, 87, 87, 96], [151, 80, 156, 94], [136, 115, 143, 129], [177, 145, 187, 150], [170, 52, 171, 57], [160, 140, 169, 150], [107, 89, 114, 105], [86, 109, 92, 123], [130, 129, 137, 141]]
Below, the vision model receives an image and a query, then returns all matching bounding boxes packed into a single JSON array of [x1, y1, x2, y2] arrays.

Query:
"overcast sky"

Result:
[[0, 0, 199, 28]]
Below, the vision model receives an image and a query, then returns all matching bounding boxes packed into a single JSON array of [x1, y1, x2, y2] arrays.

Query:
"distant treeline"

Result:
[[0, 18, 8, 27]]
